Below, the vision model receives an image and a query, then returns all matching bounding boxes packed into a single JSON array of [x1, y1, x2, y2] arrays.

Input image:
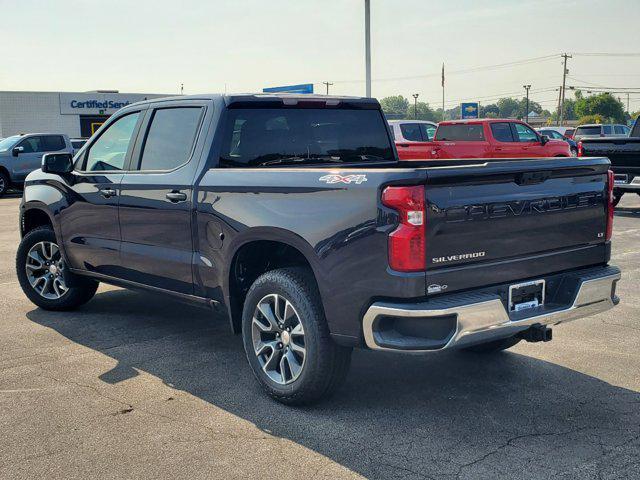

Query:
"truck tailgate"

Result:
[[422, 157, 611, 294]]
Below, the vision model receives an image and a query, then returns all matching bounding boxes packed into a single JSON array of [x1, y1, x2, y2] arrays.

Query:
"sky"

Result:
[[1, 0, 639, 112]]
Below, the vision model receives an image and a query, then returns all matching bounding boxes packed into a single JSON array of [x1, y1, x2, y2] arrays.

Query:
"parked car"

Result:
[[426, 119, 571, 159], [70, 138, 87, 155], [17, 94, 619, 404], [537, 128, 579, 156], [543, 126, 575, 139], [578, 117, 640, 205], [0, 133, 73, 196], [573, 124, 630, 142], [388, 120, 438, 160]]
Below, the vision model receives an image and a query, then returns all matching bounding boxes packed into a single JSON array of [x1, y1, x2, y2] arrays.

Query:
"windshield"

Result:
[[219, 108, 394, 167], [0, 135, 21, 152]]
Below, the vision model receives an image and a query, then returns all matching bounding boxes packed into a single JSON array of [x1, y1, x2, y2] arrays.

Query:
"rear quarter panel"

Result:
[[195, 167, 428, 341]]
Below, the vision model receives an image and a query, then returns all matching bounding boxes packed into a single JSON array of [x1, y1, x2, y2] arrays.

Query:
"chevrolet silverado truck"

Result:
[[578, 117, 640, 206], [0, 133, 74, 196], [16, 94, 620, 404]]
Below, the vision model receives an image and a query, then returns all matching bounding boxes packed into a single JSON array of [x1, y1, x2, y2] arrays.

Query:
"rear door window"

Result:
[[399, 123, 423, 141], [43, 135, 66, 151], [490, 122, 515, 142], [435, 124, 485, 141], [603, 125, 613, 135], [137, 107, 203, 171], [513, 123, 538, 142], [420, 124, 436, 141]]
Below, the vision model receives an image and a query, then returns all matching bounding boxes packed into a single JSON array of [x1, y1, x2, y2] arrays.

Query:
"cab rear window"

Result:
[[575, 126, 601, 136], [435, 124, 485, 141]]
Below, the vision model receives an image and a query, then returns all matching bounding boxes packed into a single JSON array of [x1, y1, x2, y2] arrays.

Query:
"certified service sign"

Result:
[[59, 93, 163, 115]]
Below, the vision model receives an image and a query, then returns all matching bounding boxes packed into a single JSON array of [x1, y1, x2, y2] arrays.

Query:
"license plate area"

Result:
[[509, 279, 545, 313]]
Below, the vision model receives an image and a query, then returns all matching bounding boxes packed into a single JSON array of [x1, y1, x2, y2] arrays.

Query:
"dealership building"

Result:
[[0, 90, 169, 139]]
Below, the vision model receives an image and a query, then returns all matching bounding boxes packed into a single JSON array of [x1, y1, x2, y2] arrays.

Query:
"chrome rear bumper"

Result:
[[363, 266, 620, 353]]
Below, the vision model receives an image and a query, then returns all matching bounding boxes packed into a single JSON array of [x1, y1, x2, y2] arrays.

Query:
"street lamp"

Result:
[[413, 93, 419, 119]]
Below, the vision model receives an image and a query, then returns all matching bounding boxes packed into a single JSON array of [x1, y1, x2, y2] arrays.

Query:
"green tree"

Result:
[[497, 97, 520, 118], [380, 95, 409, 117], [411, 101, 437, 121], [577, 114, 607, 125], [481, 104, 500, 117], [575, 93, 625, 123]]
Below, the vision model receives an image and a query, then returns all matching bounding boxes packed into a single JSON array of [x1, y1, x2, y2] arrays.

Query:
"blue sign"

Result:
[[263, 83, 314, 94], [461, 102, 479, 119]]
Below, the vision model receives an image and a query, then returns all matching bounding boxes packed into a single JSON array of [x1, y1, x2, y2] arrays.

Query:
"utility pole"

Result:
[[523, 85, 531, 123], [441, 63, 445, 121], [180, 83, 184, 95], [556, 87, 562, 127], [322, 82, 333, 95], [627, 92, 630, 114], [559, 53, 572, 126], [364, 0, 371, 97], [412, 93, 419, 119]]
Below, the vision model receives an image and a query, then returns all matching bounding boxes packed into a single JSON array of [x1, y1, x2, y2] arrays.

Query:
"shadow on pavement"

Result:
[[27, 289, 640, 479]]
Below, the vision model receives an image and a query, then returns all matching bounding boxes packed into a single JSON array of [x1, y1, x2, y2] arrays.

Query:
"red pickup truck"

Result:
[[393, 119, 571, 160]]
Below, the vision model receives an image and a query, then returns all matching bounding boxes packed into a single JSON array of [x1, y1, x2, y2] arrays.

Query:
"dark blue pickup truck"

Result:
[[16, 94, 620, 404]]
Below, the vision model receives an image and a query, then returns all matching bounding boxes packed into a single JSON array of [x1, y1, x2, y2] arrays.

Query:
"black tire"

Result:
[[241, 267, 352, 405], [16, 226, 98, 311], [612, 192, 623, 207], [570, 147, 578, 157], [0, 171, 9, 197], [462, 336, 522, 353]]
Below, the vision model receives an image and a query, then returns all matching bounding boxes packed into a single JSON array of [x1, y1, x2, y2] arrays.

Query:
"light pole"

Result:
[[523, 84, 531, 123], [364, 0, 371, 97], [412, 93, 419, 119], [322, 82, 333, 95]]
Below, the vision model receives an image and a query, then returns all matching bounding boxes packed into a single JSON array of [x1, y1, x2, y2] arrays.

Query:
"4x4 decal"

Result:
[[319, 174, 368, 185]]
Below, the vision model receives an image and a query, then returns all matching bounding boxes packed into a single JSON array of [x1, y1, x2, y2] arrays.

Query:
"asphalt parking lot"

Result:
[[0, 193, 639, 480]]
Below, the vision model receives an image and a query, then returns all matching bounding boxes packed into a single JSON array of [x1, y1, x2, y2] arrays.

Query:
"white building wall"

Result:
[[0, 92, 81, 138]]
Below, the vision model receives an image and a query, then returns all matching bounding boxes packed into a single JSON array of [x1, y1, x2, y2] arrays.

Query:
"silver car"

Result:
[[573, 124, 630, 141]]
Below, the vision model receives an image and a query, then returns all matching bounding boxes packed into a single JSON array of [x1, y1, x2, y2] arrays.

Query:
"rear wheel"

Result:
[[16, 227, 98, 310], [570, 146, 578, 157], [462, 336, 521, 353], [242, 267, 352, 405]]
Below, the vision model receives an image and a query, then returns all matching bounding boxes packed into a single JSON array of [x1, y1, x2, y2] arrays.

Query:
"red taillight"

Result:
[[577, 141, 583, 157], [381, 185, 426, 272], [606, 170, 614, 241]]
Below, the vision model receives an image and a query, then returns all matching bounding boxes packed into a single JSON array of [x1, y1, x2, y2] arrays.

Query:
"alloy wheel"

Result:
[[251, 293, 306, 385], [25, 241, 69, 299]]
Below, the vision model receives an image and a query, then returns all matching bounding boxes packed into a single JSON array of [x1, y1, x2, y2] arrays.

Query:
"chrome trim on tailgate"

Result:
[[363, 268, 620, 353]]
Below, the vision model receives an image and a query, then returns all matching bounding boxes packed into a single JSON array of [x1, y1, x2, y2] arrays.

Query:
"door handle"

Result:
[[397, 143, 410, 148], [166, 191, 187, 203], [99, 188, 116, 198]]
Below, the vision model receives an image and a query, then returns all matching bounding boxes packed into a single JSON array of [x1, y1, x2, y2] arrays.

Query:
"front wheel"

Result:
[[242, 267, 352, 405], [0, 171, 9, 197], [16, 226, 99, 310]]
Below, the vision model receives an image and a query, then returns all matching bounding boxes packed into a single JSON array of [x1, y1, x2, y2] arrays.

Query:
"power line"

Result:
[[328, 54, 561, 84], [570, 52, 640, 57]]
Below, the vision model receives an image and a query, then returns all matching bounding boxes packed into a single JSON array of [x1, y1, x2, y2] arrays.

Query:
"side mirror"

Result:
[[540, 135, 549, 146], [12, 146, 24, 157], [42, 152, 74, 174]]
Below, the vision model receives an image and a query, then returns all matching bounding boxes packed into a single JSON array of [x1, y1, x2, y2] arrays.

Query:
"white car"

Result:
[[387, 120, 438, 143]]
